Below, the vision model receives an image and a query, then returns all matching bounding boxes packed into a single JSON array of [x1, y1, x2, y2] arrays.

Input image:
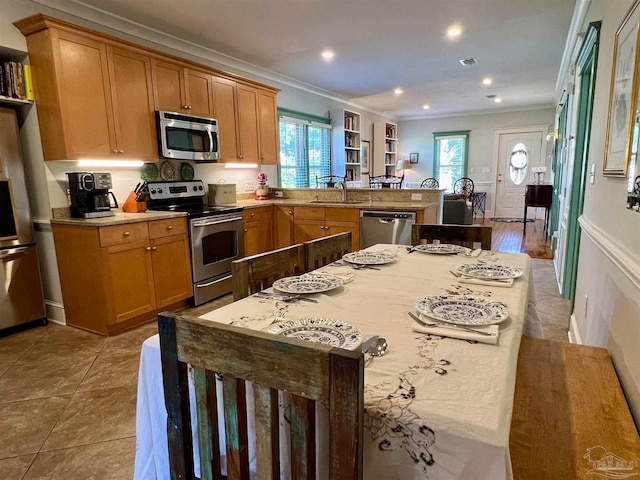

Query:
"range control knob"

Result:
[[198, 185, 203, 190], [157, 188, 163, 194], [193, 185, 198, 191], [150, 188, 156, 194]]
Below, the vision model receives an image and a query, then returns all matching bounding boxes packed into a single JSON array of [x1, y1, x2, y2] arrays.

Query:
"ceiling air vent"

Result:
[[459, 57, 478, 66], [486, 94, 496, 99]]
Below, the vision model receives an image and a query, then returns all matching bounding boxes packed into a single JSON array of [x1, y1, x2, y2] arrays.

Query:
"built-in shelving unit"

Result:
[[373, 121, 398, 176], [0, 46, 34, 110], [331, 108, 362, 187]]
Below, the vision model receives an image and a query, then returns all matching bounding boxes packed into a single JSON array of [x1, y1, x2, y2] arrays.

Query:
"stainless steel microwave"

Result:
[[155, 110, 219, 162]]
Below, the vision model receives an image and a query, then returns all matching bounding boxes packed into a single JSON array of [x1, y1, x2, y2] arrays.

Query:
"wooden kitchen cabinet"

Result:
[[152, 58, 214, 117], [15, 14, 280, 164], [51, 217, 192, 335], [274, 205, 295, 248], [243, 207, 274, 256], [16, 23, 156, 161], [294, 207, 359, 251]]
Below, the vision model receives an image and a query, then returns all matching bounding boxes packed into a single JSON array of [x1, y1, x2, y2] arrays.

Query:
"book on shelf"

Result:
[[23, 64, 34, 100], [0, 61, 30, 100], [386, 125, 396, 139]]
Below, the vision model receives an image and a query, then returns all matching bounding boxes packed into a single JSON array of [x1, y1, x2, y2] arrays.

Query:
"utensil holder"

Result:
[[123, 191, 147, 213]]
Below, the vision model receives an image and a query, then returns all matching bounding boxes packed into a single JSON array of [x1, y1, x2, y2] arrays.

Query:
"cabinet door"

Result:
[[212, 76, 239, 160], [236, 83, 260, 162], [258, 89, 278, 164], [294, 218, 326, 244], [185, 69, 214, 118], [57, 31, 116, 158], [244, 221, 273, 256], [152, 59, 186, 113], [325, 222, 360, 252], [109, 46, 157, 160], [151, 234, 193, 308], [104, 240, 156, 325], [274, 206, 295, 248]]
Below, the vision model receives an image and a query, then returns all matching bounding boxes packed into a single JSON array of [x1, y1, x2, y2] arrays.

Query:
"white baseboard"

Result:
[[45, 300, 66, 325], [568, 313, 583, 344]]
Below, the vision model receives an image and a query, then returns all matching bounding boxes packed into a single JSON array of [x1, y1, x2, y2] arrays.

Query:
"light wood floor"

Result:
[[479, 218, 553, 259]]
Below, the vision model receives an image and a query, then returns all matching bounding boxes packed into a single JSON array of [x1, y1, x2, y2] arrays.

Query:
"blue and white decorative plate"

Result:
[[273, 274, 343, 294], [264, 318, 362, 350], [343, 251, 396, 265], [416, 295, 509, 326], [455, 263, 523, 280], [414, 244, 466, 254]]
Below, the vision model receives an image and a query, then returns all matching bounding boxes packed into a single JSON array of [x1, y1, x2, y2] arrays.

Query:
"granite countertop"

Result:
[[235, 198, 438, 210], [49, 210, 187, 226]]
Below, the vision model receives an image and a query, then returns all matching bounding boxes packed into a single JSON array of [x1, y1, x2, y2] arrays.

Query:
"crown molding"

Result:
[[399, 103, 555, 122]]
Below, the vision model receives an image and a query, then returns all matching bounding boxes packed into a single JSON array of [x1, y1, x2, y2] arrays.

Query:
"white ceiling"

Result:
[[68, 0, 577, 118]]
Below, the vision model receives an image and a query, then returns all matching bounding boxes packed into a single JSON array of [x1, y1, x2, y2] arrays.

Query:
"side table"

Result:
[[472, 192, 486, 220]]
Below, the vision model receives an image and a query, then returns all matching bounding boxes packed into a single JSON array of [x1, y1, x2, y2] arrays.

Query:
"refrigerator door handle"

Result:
[[0, 247, 28, 259]]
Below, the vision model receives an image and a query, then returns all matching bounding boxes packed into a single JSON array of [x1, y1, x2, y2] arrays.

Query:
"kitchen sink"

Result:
[[309, 200, 363, 204]]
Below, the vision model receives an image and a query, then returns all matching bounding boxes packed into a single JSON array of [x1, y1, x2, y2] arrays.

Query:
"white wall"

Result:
[[568, 0, 640, 425], [398, 108, 555, 215]]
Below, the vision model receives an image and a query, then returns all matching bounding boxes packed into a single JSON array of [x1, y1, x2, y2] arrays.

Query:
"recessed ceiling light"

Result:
[[494, 97, 502, 103], [321, 50, 334, 60], [423, 104, 430, 110], [394, 88, 403, 95], [447, 25, 462, 37], [459, 57, 478, 67], [483, 77, 492, 85]]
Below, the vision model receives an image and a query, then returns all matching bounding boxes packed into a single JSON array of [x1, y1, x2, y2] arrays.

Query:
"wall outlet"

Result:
[[274, 190, 283, 198], [482, 167, 491, 173], [411, 193, 422, 200], [244, 181, 254, 192]]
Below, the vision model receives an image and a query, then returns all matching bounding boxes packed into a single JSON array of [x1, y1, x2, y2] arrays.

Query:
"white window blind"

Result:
[[278, 113, 331, 188]]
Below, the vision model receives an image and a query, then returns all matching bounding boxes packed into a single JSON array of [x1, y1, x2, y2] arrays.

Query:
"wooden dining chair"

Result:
[[231, 244, 305, 301], [304, 231, 352, 271], [411, 224, 492, 250], [369, 175, 404, 189], [159, 312, 364, 480]]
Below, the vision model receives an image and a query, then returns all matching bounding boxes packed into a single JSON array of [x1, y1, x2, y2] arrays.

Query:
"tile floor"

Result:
[[0, 259, 569, 479]]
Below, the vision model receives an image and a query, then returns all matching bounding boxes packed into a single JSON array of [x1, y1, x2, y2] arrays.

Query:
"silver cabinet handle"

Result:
[[146, 246, 151, 251], [124, 231, 130, 236], [167, 225, 173, 230]]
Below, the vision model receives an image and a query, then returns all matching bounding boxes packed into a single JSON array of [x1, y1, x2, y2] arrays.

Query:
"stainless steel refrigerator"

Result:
[[0, 107, 47, 333]]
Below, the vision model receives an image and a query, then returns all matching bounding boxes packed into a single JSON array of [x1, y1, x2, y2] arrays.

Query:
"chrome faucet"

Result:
[[336, 180, 348, 202]]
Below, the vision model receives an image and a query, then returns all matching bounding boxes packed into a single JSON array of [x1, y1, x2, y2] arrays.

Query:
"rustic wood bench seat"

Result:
[[509, 336, 640, 480]]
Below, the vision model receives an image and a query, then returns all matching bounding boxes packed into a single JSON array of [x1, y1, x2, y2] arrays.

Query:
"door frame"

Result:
[[561, 21, 600, 303], [491, 125, 550, 218]]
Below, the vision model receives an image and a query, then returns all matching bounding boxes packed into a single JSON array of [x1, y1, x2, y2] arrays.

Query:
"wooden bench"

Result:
[[510, 337, 640, 479]]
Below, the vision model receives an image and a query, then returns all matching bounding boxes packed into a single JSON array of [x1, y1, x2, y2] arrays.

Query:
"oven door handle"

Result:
[[196, 274, 232, 288], [191, 216, 243, 228]]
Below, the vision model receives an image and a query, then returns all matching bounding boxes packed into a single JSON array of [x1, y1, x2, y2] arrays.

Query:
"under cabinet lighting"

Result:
[[78, 159, 144, 168], [224, 163, 258, 169]]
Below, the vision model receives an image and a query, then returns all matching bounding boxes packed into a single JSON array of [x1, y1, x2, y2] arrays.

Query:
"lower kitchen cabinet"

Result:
[[243, 206, 274, 256], [294, 207, 360, 251], [51, 217, 192, 335], [274, 205, 295, 248]]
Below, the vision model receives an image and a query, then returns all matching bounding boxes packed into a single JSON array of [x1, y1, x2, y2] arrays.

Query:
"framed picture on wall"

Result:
[[604, 0, 640, 176], [361, 140, 370, 174], [409, 152, 419, 164]]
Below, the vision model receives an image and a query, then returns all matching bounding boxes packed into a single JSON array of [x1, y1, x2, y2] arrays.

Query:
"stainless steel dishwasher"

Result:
[[359, 211, 416, 249]]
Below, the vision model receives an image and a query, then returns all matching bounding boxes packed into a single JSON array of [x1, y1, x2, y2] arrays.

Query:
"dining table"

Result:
[[134, 244, 533, 480]]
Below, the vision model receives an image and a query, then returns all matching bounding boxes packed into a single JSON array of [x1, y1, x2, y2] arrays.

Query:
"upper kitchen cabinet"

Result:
[[151, 59, 214, 118], [14, 14, 280, 164], [331, 108, 362, 187], [213, 76, 278, 165], [14, 15, 157, 161], [373, 121, 398, 176]]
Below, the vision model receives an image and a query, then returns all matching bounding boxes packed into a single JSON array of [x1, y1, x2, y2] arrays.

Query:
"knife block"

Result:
[[123, 191, 147, 213]]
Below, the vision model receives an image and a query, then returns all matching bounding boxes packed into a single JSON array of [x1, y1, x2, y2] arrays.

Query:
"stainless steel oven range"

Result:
[[146, 180, 244, 306]]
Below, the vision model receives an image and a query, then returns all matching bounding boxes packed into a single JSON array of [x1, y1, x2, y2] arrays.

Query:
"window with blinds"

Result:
[[278, 110, 331, 188]]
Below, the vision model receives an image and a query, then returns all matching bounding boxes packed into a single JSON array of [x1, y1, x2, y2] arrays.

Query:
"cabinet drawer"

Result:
[[243, 206, 271, 222], [149, 218, 187, 239], [324, 207, 359, 223], [99, 222, 148, 247], [293, 206, 324, 220]]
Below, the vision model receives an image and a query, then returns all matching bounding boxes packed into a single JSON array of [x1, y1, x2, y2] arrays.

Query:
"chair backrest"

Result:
[[159, 312, 364, 480], [453, 177, 474, 197], [304, 232, 352, 271], [316, 175, 347, 189], [231, 244, 305, 301], [420, 177, 439, 188], [411, 224, 492, 250], [369, 175, 403, 189]]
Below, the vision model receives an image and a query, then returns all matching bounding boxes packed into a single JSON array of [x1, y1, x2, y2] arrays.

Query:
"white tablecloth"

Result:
[[135, 245, 532, 480]]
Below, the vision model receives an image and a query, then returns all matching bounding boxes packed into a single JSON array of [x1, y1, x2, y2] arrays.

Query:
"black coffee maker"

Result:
[[67, 172, 118, 218]]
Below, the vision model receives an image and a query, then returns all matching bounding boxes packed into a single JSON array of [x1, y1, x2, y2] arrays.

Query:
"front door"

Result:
[[494, 131, 544, 218]]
